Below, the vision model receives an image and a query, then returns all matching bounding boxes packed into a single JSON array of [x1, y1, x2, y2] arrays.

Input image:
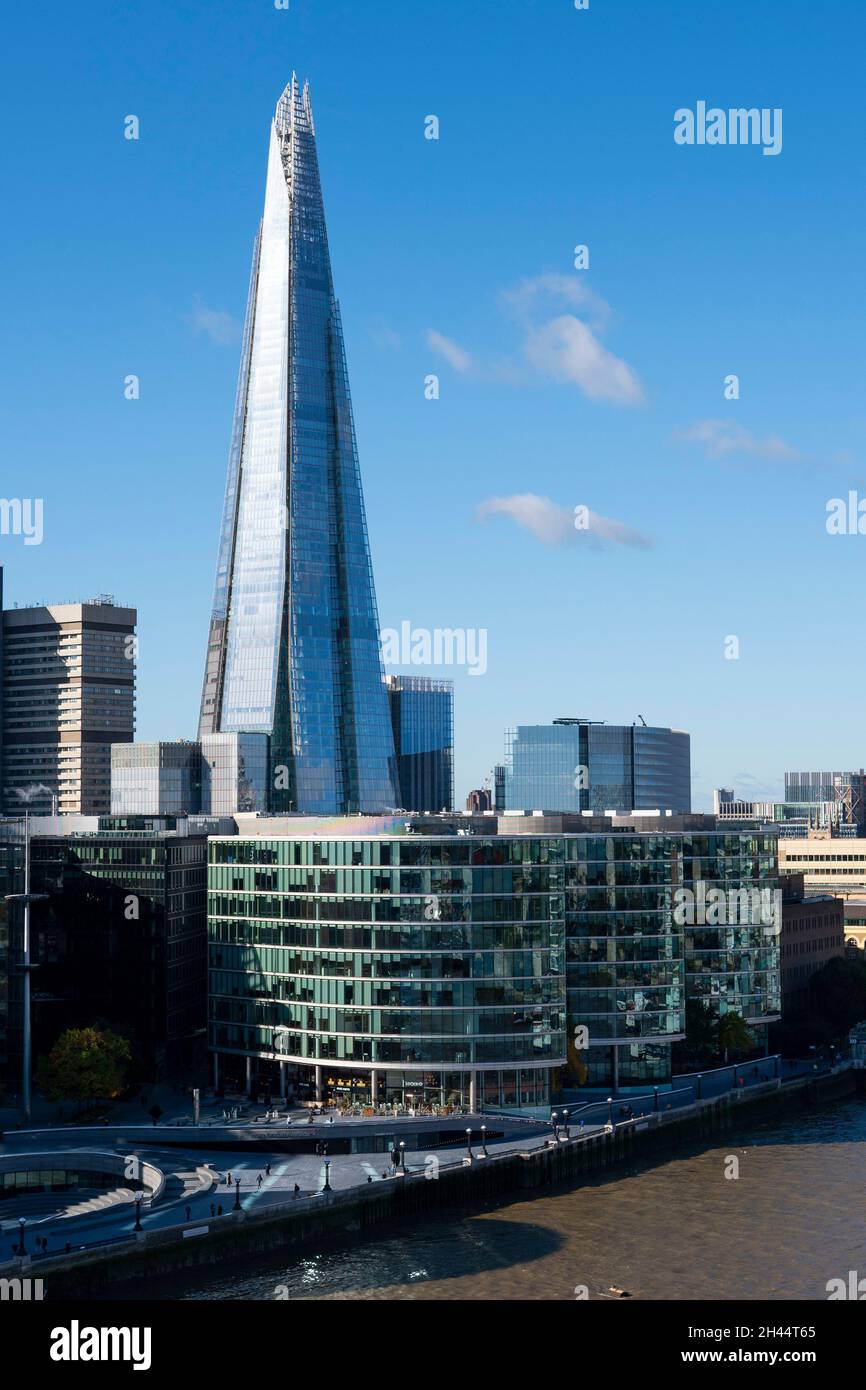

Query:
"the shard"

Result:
[[199, 78, 399, 814]]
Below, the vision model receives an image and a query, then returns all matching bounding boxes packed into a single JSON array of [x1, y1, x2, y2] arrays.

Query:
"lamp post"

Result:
[[465, 1127, 473, 1160], [551, 1110, 559, 1139], [134, 1192, 143, 1232], [17, 1217, 26, 1256], [480, 1124, 488, 1157], [234, 1178, 241, 1211], [323, 1159, 332, 1193], [607, 1096, 613, 1127], [398, 1141, 406, 1172], [696, 1073, 703, 1101], [653, 1086, 659, 1113], [5, 814, 49, 1124], [562, 1110, 570, 1139]]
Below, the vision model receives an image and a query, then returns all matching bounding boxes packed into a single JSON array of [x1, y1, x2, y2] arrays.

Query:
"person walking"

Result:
[[257, 1173, 263, 1189]]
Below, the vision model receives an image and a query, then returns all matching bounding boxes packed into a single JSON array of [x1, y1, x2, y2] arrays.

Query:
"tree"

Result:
[[673, 999, 719, 1070], [148, 1104, 164, 1127], [35, 1026, 131, 1110], [809, 955, 866, 1039], [717, 1011, 753, 1064]]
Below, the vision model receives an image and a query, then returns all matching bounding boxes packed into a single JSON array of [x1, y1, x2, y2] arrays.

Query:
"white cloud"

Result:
[[524, 316, 645, 406], [502, 273, 610, 327], [679, 419, 799, 461], [475, 493, 651, 549], [188, 296, 240, 345], [426, 329, 474, 374], [427, 273, 643, 405]]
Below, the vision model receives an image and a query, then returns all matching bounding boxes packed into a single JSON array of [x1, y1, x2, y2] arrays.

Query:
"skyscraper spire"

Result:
[[199, 81, 398, 814]]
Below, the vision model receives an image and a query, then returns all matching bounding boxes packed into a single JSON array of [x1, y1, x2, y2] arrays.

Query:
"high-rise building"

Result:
[[2, 598, 136, 815], [199, 77, 397, 815], [385, 675, 453, 812], [503, 718, 691, 815]]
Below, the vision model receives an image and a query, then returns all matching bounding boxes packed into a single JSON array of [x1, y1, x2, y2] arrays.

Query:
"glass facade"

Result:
[[208, 823, 780, 1104], [200, 733, 269, 815], [504, 721, 691, 814], [567, 829, 780, 1089], [208, 833, 567, 1104], [111, 741, 201, 816], [385, 676, 454, 813], [199, 77, 398, 815]]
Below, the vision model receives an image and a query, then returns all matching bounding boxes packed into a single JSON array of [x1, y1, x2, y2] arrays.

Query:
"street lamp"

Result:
[[480, 1124, 488, 1157], [551, 1110, 559, 1138], [607, 1096, 613, 1127], [234, 1178, 241, 1211], [697, 1073, 703, 1101], [562, 1110, 570, 1139], [134, 1192, 143, 1232], [17, 1217, 25, 1256], [465, 1127, 473, 1159], [323, 1159, 332, 1193], [6, 811, 50, 1124], [398, 1141, 406, 1171]]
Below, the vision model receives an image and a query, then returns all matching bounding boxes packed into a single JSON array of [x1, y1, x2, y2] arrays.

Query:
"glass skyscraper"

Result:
[[199, 78, 398, 815], [385, 675, 454, 812]]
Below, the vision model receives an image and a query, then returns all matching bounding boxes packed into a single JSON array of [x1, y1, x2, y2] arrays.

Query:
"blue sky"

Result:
[[2, 0, 864, 808]]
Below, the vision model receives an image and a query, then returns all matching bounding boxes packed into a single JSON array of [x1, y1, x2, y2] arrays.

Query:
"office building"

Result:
[[111, 741, 201, 816], [200, 732, 270, 815], [465, 787, 493, 814], [784, 771, 866, 832], [385, 675, 453, 812], [778, 838, 866, 897], [779, 873, 845, 1014], [0, 815, 227, 1085], [111, 734, 270, 817], [503, 718, 691, 815], [2, 598, 136, 815], [198, 77, 397, 814], [207, 811, 779, 1106]]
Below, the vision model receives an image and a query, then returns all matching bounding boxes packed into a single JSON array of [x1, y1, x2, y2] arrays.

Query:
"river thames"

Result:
[[138, 1099, 866, 1301]]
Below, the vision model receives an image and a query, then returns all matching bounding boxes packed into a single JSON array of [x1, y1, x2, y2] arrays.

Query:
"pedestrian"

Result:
[[367, 1175, 373, 1183], [217, 1203, 223, 1216], [210, 1203, 216, 1217], [265, 1162, 271, 1176], [293, 1182, 300, 1197], [257, 1173, 263, 1189]]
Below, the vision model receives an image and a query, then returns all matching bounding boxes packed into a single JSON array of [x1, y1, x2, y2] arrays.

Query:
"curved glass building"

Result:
[[208, 826, 567, 1109], [207, 816, 780, 1107], [199, 78, 398, 815]]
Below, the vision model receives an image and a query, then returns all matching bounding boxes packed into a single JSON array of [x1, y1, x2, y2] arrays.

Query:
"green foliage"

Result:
[[809, 955, 866, 1039], [36, 1026, 131, 1106], [717, 1011, 754, 1062]]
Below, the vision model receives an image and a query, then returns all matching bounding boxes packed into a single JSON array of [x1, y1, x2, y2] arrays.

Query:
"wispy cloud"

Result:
[[426, 329, 474, 374], [524, 316, 645, 405], [475, 493, 652, 549], [187, 296, 241, 346], [370, 318, 402, 351], [678, 419, 800, 462], [427, 273, 643, 407]]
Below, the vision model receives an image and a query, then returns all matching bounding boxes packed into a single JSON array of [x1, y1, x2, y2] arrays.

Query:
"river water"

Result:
[[138, 1099, 866, 1301]]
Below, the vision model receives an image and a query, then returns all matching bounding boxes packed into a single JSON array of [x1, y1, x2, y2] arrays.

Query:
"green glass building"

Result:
[[208, 814, 781, 1107]]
